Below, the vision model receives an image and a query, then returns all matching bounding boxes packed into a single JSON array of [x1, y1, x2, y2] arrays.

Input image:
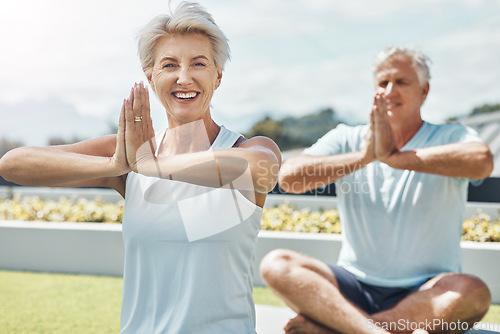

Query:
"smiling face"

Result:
[[147, 33, 222, 127], [375, 54, 429, 128]]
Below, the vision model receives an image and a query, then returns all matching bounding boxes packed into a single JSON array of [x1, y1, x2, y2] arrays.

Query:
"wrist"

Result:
[[359, 149, 375, 167], [379, 149, 401, 167], [108, 156, 130, 177]]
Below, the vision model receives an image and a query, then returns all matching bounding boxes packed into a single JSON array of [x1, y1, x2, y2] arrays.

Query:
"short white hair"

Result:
[[373, 46, 431, 85], [137, 1, 230, 76]]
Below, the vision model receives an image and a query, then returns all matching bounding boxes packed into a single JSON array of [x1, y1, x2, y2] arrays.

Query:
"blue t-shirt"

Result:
[[304, 121, 483, 287]]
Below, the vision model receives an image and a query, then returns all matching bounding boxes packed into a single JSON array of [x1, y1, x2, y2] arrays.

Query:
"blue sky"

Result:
[[1, 0, 499, 145]]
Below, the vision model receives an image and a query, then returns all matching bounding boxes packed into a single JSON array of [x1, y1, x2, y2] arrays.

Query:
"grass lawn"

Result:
[[0, 270, 498, 333]]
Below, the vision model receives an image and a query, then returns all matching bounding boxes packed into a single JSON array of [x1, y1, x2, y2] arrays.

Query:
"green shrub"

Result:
[[1, 196, 499, 242]]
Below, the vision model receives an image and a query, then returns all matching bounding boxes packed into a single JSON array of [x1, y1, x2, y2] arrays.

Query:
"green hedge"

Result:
[[1, 195, 499, 242]]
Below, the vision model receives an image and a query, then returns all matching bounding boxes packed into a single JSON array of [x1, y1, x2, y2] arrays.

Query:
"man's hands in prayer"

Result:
[[363, 93, 399, 165]]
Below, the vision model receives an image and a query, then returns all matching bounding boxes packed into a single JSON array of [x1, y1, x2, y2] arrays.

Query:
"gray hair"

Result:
[[373, 46, 431, 85], [137, 1, 230, 76]]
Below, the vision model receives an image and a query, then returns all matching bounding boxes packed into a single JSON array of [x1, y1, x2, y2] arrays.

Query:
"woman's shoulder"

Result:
[[234, 135, 279, 150]]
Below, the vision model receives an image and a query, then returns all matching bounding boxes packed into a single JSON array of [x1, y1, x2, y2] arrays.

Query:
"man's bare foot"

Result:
[[284, 314, 336, 334]]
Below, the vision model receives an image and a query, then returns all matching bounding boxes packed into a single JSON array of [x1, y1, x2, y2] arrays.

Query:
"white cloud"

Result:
[[421, 16, 500, 121], [213, 51, 374, 123], [0, 0, 499, 138]]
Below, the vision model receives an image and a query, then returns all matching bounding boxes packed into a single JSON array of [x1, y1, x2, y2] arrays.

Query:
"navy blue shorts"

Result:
[[328, 264, 427, 314]]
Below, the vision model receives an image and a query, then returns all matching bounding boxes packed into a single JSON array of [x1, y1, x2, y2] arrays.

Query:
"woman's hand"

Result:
[[124, 82, 157, 174], [110, 99, 131, 175]]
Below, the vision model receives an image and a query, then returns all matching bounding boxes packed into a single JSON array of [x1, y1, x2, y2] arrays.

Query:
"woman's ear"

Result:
[[144, 68, 156, 93], [214, 69, 223, 90]]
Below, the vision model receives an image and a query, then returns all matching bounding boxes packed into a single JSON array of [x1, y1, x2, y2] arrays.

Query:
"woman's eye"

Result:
[[194, 62, 206, 67], [164, 64, 175, 68]]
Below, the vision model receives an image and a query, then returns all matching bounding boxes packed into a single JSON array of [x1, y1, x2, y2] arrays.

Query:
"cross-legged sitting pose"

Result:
[[260, 46, 493, 334]]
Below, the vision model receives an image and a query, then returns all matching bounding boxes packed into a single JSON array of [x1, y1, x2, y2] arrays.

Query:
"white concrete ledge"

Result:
[[0, 220, 124, 277], [1, 188, 499, 304], [1, 220, 499, 304]]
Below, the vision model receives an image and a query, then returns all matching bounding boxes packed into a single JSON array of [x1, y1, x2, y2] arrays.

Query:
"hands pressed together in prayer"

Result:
[[362, 93, 399, 166], [110, 82, 157, 177]]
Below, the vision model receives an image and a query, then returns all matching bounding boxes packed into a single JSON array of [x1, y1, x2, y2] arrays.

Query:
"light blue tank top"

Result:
[[120, 126, 262, 334]]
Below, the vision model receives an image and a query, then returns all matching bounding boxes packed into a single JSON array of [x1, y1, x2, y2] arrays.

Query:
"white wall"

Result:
[[1, 187, 499, 303], [1, 220, 499, 304]]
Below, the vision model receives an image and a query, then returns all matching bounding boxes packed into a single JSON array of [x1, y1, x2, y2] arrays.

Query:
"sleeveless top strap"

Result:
[[210, 125, 242, 150]]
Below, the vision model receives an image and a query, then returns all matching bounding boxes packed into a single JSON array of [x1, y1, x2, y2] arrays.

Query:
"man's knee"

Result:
[[458, 274, 491, 317], [259, 249, 301, 286], [434, 273, 492, 318]]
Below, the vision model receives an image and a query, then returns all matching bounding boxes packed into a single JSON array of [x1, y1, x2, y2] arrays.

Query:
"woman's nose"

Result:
[[176, 67, 193, 86]]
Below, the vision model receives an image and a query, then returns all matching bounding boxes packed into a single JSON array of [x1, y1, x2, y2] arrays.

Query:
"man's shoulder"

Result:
[[323, 123, 369, 146], [304, 123, 368, 156], [423, 121, 472, 133], [421, 121, 480, 143], [327, 123, 368, 137]]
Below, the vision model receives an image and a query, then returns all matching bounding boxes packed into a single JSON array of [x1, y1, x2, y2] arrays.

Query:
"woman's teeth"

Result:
[[174, 92, 197, 99]]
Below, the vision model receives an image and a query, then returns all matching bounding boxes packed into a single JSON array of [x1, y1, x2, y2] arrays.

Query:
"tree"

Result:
[[470, 103, 500, 116], [244, 108, 343, 151], [244, 116, 302, 150], [281, 107, 340, 145], [447, 102, 500, 122]]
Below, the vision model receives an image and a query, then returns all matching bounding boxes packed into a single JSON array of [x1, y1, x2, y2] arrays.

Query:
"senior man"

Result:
[[260, 47, 494, 334]]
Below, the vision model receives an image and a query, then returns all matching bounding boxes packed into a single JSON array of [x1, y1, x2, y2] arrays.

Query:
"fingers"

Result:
[[124, 82, 157, 169], [124, 94, 134, 130], [140, 83, 152, 134], [131, 82, 153, 138], [143, 85, 157, 154], [371, 94, 391, 129], [145, 84, 153, 135], [118, 99, 126, 150], [373, 94, 384, 115], [119, 99, 126, 135], [132, 83, 144, 136], [128, 84, 134, 106], [125, 82, 153, 134]]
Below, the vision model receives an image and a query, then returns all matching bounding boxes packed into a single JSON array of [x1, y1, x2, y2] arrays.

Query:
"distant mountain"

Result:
[[281, 108, 344, 145], [244, 107, 352, 151], [0, 98, 112, 146], [211, 110, 288, 134]]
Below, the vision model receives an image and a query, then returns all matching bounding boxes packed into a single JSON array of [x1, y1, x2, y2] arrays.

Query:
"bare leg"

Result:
[[371, 273, 491, 334], [284, 314, 340, 334], [260, 249, 391, 334], [260, 249, 487, 334]]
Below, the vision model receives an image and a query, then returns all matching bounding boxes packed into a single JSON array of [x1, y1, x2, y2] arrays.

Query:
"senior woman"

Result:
[[0, 2, 281, 333]]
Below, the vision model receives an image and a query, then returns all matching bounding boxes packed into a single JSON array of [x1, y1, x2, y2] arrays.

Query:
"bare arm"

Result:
[[132, 135, 281, 194], [125, 84, 281, 195], [383, 142, 493, 180], [372, 94, 494, 180], [278, 151, 372, 194], [0, 138, 124, 187], [278, 120, 375, 194], [0, 105, 129, 196]]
